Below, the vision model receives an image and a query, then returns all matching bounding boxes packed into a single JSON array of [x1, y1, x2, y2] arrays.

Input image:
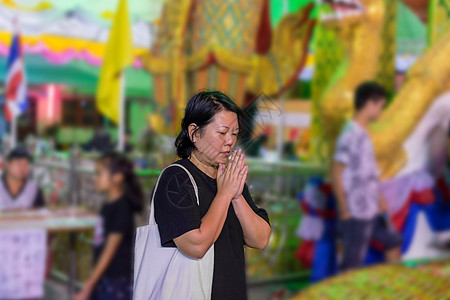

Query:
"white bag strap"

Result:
[[149, 163, 199, 225]]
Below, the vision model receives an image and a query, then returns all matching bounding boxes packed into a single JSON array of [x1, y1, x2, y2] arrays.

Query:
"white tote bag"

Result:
[[133, 164, 214, 300]]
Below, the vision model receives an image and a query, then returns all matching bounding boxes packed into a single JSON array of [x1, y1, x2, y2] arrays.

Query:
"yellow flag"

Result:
[[96, 0, 133, 124]]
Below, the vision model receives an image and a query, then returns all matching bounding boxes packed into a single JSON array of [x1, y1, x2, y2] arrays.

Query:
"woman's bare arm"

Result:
[[173, 192, 232, 259], [231, 195, 271, 249]]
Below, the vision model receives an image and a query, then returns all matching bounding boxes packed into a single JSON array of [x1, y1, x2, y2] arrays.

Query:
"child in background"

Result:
[[0, 147, 45, 210], [74, 152, 143, 300]]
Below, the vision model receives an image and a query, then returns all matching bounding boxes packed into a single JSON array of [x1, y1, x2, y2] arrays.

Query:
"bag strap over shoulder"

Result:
[[149, 163, 199, 225]]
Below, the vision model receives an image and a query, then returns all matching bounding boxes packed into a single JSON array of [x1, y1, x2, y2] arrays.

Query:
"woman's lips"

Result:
[[221, 151, 231, 157]]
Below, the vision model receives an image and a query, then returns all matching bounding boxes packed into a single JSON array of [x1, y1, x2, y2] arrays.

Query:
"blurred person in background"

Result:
[[133, 126, 158, 169], [0, 147, 45, 210], [283, 128, 300, 161], [245, 126, 272, 158], [153, 91, 271, 299], [258, 126, 271, 159], [244, 133, 266, 157], [73, 152, 143, 300], [113, 129, 134, 153], [331, 82, 402, 271], [123, 129, 134, 153], [137, 126, 157, 153], [34, 125, 58, 156], [84, 127, 114, 153]]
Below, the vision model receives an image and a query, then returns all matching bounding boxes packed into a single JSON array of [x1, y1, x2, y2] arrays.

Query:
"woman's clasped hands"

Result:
[[216, 149, 248, 201]]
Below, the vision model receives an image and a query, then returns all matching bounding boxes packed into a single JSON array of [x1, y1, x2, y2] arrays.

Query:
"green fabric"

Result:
[[396, 1, 426, 54], [270, 0, 318, 26], [0, 54, 153, 98]]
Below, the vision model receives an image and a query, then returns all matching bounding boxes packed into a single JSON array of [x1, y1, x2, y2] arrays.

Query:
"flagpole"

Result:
[[117, 72, 125, 152], [10, 114, 17, 149]]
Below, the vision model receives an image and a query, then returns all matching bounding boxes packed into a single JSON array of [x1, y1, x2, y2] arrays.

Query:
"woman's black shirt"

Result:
[[154, 159, 270, 300]]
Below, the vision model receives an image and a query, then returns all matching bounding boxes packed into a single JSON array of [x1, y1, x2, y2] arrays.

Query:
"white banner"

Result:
[[0, 228, 47, 299]]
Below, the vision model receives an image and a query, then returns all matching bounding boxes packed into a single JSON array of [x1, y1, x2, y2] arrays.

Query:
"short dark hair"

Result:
[[7, 147, 32, 162], [175, 90, 242, 159], [354, 82, 387, 111]]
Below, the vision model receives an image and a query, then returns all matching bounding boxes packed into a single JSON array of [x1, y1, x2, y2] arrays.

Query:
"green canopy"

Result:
[[0, 54, 153, 98]]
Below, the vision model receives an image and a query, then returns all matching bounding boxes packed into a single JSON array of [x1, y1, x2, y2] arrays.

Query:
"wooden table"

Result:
[[0, 208, 99, 297]]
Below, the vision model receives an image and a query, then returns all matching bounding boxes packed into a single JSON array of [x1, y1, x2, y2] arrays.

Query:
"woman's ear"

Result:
[[188, 123, 198, 143]]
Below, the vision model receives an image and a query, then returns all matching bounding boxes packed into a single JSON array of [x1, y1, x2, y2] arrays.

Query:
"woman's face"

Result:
[[94, 161, 124, 194], [6, 159, 30, 181], [192, 110, 239, 166], [94, 161, 113, 193]]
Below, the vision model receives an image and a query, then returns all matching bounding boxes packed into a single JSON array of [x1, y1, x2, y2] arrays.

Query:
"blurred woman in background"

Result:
[[0, 147, 45, 210], [74, 152, 143, 300]]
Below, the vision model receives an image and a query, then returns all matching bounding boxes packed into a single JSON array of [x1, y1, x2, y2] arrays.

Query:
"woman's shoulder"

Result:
[[158, 159, 195, 189], [161, 159, 191, 177]]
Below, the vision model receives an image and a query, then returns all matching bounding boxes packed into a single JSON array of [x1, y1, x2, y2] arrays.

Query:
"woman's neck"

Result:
[[189, 151, 217, 179], [107, 188, 123, 203]]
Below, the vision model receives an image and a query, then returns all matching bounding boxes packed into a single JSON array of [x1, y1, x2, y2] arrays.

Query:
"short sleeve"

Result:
[[109, 200, 133, 234], [154, 167, 201, 247], [242, 184, 270, 226], [334, 130, 351, 165]]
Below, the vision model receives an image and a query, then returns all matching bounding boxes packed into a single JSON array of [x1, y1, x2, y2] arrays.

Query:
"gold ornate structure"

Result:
[[143, 0, 315, 134]]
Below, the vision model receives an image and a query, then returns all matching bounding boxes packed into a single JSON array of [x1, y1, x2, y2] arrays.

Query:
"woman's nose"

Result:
[[224, 134, 234, 145]]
